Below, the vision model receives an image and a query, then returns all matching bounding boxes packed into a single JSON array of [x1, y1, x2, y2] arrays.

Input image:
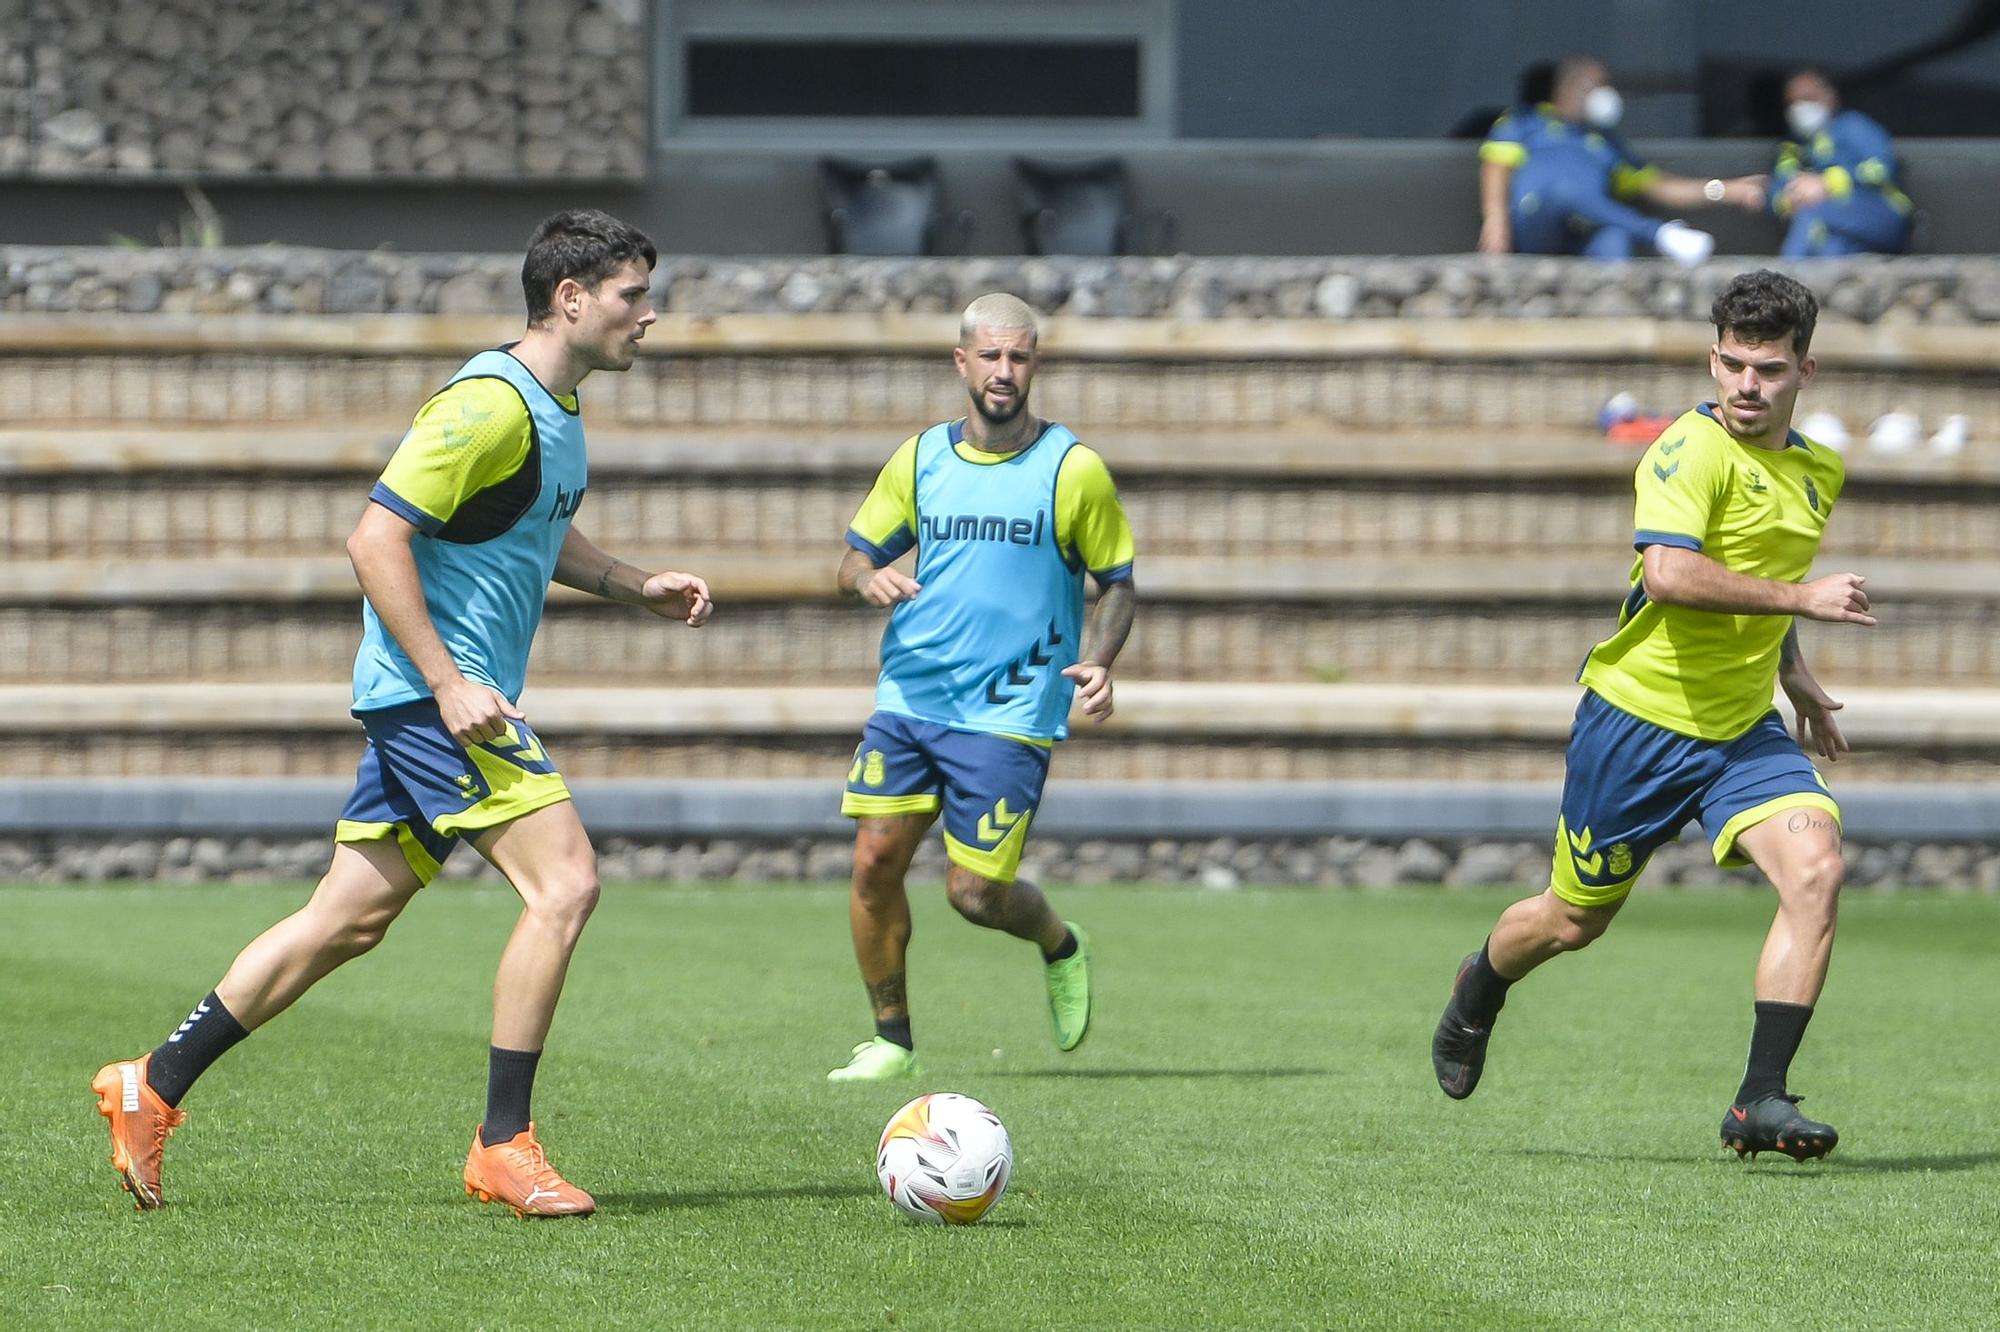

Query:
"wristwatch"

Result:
[[1703, 178, 1727, 202]]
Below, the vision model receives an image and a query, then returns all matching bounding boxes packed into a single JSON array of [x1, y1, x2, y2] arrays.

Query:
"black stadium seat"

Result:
[[1014, 156, 1132, 256], [818, 156, 964, 256]]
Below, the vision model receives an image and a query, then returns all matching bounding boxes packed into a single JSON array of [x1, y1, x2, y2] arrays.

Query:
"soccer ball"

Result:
[[876, 1093, 1013, 1225]]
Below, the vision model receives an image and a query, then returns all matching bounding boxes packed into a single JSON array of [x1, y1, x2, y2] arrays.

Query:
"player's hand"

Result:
[[860, 566, 921, 608], [1782, 672, 1850, 763], [642, 570, 713, 626], [1729, 174, 1770, 210], [1477, 216, 1511, 255], [1063, 661, 1114, 721], [1796, 572, 1875, 626], [436, 675, 524, 746], [1784, 172, 1829, 210]]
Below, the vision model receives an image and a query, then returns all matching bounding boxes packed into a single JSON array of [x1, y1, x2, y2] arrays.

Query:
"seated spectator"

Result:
[[1479, 55, 1766, 265], [1773, 68, 1914, 257]]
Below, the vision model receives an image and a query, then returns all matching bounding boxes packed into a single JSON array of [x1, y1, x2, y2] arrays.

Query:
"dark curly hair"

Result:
[[521, 209, 657, 324], [1711, 269, 1819, 356]]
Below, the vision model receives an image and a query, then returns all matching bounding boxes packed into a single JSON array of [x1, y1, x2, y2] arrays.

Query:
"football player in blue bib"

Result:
[[829, 294, 1138, 1081], [93, 211, 714, 1217]]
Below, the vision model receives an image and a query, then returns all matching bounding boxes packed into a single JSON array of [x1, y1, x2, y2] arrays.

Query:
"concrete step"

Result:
[[9, 464, 1998, 564], [4, 682, 1999, 796], [3, 343, 1996, 440], [3, 557, 1994, 689], [8, 680, 1991, 743], [12, 424, 2000, 485]]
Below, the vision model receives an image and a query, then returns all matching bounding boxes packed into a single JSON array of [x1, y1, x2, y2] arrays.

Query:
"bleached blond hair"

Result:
[[958, 292, 1039, 346]]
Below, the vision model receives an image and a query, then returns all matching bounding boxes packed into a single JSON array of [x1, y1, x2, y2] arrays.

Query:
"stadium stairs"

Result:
[[7, 312, 2000, 848]]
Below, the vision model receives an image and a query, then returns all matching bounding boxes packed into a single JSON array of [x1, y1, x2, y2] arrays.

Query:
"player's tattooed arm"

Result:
[[1079, 579, 1136, 671], [555, 525, 644, 602], [865, 972, 909, 1021], [1064, 579, 1136, 721], [1780, 623, 1800, 668], [555, 525, 713, 624]]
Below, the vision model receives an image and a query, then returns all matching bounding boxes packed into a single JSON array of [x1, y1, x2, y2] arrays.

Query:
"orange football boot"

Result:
[[463, 1123, 596, 1218], [90, 1054, 186, 1210]]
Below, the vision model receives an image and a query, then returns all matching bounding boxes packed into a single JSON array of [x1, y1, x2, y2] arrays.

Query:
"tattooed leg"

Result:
[[850, 815, 930, 1021], [1736, 802, 1846, 1005], [944, 864, 1068, 954]]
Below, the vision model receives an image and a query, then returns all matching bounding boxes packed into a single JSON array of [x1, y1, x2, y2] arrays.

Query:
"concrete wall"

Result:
[[8, 139, 2000, 257], [1177, 0, 2000, 138]]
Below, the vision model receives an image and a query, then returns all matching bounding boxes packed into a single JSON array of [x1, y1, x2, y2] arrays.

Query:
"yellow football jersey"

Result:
[[1579, 404, 1846, 740]]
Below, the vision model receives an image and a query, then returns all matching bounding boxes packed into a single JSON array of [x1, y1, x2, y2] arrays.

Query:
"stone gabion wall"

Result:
[[1, 0, 645, 180], [3, 833, 1995, 890], [2, 248, 1997, 321]]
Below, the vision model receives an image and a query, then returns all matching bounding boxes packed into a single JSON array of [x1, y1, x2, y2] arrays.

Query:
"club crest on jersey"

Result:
[[1803, 476, 1820, 512], [919, 510, 1046, 547]]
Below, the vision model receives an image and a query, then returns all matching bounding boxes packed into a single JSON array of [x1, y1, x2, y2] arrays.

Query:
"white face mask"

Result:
[[1582, 85, 1623, 130], [1787, 100, 1831, 138]]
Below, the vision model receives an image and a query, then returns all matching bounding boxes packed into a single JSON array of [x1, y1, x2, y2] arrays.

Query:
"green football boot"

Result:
[[1045, 922, 1093, 1052], [826, 1037, 919, 1083]]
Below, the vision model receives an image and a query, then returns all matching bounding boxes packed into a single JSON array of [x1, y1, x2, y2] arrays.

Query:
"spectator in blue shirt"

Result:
[[1773, 68, 1914, 257], [1479, 55, 1766, 266]]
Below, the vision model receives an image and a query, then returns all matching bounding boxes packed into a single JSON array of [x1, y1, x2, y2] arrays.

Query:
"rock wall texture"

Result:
[[2, 249, 1996, 321], [3, 833, 1995, 890], [0, 0, 646, 180]]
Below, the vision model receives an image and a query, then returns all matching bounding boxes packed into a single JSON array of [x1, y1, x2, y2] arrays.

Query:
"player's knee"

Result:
[[1783, 850, 1844, 916], [852, 833, 910, 892], [1552, 904, 1615, 953], [945, 873, 1006, 926], [321, 904, 395, 961], [527, 854, 601, 943]]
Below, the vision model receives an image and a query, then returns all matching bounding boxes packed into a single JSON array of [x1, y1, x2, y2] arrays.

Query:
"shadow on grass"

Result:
[[1519, 1146, 2000, 1174], [1832, 1150, 2000, 1174], [1517, 1147, 1831, 1173], [987, 1067, 1333, 1081], [596, 1182, 879, 1213]]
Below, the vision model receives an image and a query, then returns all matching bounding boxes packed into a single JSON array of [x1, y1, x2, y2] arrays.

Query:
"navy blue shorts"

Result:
[[1551, 690, 1839, 907], [841, 712, 1052, 883], [335, 698, 571, 884]]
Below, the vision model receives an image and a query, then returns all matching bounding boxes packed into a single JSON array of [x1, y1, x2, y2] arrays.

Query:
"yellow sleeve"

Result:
[[1055, 444, 1136, 583], [845, 435, 920, 562], [1611, 162, 1661, 200], [1632, 426, 1728, 551], [370, 378, 533, 534]]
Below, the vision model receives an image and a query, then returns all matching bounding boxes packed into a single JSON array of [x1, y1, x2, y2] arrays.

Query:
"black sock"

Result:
[[146, 990, 249, 1109], [1453, 942, 1513, 1027], [875, 1017, 914, 1052], [1042, 929, 1078, 964], [1735, 1001, 1813, 1105], [482, 1046, 541, 1145]]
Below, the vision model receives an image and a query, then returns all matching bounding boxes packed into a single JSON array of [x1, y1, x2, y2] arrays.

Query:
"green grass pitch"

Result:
[[5, 881, 1998, 1329]]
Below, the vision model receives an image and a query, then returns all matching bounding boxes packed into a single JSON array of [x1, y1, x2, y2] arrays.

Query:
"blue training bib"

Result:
[[351, 347, 587, 711], [874, 420, 1087, 741]]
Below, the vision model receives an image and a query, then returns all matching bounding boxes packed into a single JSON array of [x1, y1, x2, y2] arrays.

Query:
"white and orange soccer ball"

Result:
[[876, 1093, 1013, 1225]]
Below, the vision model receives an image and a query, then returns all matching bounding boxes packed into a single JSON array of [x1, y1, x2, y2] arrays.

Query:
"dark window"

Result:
[[686, 40, 1141, 118]]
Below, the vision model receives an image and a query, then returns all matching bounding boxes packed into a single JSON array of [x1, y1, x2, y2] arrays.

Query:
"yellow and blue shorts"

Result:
[[335, 698, 572, 885], [841, 712, 1051, 884], [1550, 690, 1839, 908]]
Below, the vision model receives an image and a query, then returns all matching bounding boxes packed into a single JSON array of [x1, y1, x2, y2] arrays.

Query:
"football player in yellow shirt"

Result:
[[1431, 270, 1874, 1162]]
